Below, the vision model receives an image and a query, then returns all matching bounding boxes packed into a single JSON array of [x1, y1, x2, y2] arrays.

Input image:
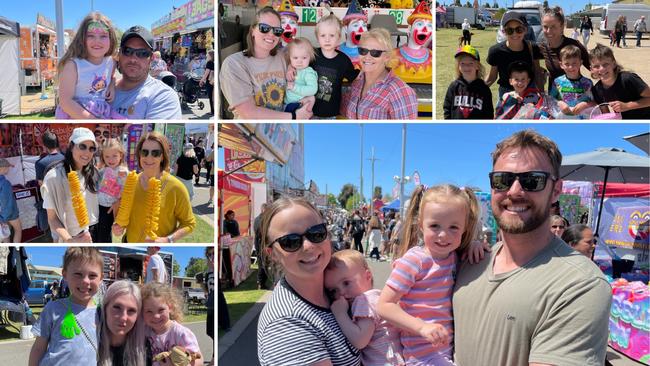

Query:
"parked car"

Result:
[[25, 280, 53, 306], [496, 2, 545, 44], [183, 288, 206, 304]]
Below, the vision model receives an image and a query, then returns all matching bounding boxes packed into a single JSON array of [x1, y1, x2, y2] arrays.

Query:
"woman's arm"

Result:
[[58, 61, 97, 119], [484, 65, 498, 87], [233, 99, 312, 119]]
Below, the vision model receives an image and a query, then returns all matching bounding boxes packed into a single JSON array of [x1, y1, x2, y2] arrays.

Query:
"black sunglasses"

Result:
[[489, 171, 556, 192], [551, 225, 565, 229], [358, 47, 387, 58], [257, 23, 283, 37], [140, 149, 162, 158], [269, 223, 328, 252], [504, 26, 526, 35], [122, 46, 152, 58], [77, 143, 97, 153], [94, 130, 110, 138]]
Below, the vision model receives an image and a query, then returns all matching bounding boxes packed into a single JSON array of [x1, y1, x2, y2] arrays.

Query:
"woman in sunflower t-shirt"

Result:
[[220, 7, 313, 120]]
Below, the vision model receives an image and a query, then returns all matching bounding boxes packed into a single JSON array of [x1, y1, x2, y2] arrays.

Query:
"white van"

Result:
[[599, 4, 650, 34]]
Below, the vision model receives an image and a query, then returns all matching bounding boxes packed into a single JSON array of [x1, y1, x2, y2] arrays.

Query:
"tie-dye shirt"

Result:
[[551, 74, 593, 107], [385, 246, 456, 364]]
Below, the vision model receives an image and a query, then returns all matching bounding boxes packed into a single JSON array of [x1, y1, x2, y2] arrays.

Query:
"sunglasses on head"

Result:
[[269, 223, 328, 252], [94, 130, 110, 138], [358, 47, 387, 57], [121, 46, 152, 58], [489, 171, 556, 192], [140, 149, 162, 158], [505, 26, 526, 35], [77, 143, 97, 153], [257, 23, 283, 37]]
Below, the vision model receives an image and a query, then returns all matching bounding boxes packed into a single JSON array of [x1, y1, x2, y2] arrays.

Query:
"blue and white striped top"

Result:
[[257, 277, 361, 366]]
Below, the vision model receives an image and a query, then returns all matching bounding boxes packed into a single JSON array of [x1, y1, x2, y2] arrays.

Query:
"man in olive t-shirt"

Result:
[[453, 130, 612, 366]]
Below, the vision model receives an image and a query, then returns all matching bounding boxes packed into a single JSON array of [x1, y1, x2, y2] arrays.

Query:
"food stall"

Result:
[[19, 13, 58, 88], [99, 247, 174, 286]]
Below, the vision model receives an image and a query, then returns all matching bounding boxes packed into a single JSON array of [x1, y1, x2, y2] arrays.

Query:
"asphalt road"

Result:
[[0, 320, 213, 364]]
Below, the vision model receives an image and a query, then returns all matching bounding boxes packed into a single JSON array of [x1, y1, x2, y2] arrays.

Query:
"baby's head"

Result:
[[100, 138, 125, 168], [286, 37, 315, 70], [559, 45, 583, 79], [507, 60, 532, 95], [324, 249, 373, 302], [62, 247, 104, 306], [315, 14, 343, 52]]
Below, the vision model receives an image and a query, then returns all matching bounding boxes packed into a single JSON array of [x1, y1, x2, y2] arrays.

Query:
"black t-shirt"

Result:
[[206, 60, 214, 84], [443, 77, 494, 119], [175, 155, 199, 180], [312, 48, 360, 117], [592, 72, 650, 119], [487, 40, 542, 90], [111, 344, 125, 366], [224, 219, 240, 237]]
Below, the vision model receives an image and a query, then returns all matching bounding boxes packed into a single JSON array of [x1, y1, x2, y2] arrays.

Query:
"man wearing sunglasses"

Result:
[[112, 26, 181, 119], [453, 130, 611, 366]]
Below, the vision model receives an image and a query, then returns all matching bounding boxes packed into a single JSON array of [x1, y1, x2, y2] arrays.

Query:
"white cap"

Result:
[[69, 127, 96, 145]]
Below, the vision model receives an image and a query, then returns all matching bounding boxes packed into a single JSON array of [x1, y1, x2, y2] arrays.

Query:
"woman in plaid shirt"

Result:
[[340, 29, 418, 120]]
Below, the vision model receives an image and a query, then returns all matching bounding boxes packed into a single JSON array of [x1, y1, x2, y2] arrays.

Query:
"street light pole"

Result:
[[399, 124, 407, 218], [368, 146, 379, 208], [359, 124, 364, 209]]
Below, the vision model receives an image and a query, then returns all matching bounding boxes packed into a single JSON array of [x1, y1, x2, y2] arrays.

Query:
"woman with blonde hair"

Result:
[[149, 50, 168, 78], [340, 28, 417, 119], [366, 214, 383, 261]]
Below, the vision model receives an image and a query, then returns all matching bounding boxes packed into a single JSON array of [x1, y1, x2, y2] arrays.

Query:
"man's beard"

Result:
[[494, 193, 553, 234]]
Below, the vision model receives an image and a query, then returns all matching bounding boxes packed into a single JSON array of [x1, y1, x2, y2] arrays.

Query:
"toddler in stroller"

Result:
[[180, 71, 206, 110]]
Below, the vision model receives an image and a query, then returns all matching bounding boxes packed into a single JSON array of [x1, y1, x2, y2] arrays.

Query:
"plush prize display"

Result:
[[153, 346, 201, 366], [68, 171, 89, 228], [144, 177, 162, 240], [114, 171, 138, 228]]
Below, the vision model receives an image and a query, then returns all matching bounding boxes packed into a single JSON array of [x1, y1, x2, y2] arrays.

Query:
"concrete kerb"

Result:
[[217, 290, 272, 359]]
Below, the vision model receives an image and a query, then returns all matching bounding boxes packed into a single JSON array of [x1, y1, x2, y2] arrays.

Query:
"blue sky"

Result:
[[2, 0, 190, 32], [439, 0, 608, 15], [26, 246, 209, 277]]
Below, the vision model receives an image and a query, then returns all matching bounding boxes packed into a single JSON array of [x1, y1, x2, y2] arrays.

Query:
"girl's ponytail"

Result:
[[397, 185, 427, 259]]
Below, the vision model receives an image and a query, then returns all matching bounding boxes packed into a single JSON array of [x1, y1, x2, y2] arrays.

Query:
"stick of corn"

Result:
[[144, 177, 162, 240], [67, 171, 89, 228], [114, 171, 138, 228]]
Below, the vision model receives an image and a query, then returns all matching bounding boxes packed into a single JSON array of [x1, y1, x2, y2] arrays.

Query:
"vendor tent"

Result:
[[624, 132, 649, 155], [0, 16, 21, 116], [382, 199, 400, 212]]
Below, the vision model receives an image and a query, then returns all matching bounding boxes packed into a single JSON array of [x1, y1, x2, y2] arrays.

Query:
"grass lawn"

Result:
[[178, 215, 214, 243], [184, 311, 208, 323], [4, 112, 55, 120], [436, 27, 502, 120], [0, 304, 44, 342], [218, 267, 268, 339]]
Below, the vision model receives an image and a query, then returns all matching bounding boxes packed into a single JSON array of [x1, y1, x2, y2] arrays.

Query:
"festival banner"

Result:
[[126, 125, 144, 171], [229, 236, 253, 287], [224, 148, 266, 183], [602, 204, 650, 251], [253, 124, 296, 164], [186, 0, 214, 25], [559, 194, 582, 225]]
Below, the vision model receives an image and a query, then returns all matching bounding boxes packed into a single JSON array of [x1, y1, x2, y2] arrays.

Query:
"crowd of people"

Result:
[[444, 6, 650, 120], [250, 129, 613, 366], [0, 127, 217, 243]]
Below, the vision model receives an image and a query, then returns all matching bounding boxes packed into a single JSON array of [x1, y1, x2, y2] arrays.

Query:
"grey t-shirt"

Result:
[[113, 75, 181, 119], [453, 236, 612, 366], [32, 299, 99, 366]]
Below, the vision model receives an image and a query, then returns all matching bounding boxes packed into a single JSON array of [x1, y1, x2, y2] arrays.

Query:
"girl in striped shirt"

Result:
[[377, 184, 481, 366]]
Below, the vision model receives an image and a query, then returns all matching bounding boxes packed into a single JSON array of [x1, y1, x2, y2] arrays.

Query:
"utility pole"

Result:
[[399, 124, 407, 218], [367, 146, 379, 208], [359, 124, 364, 209]]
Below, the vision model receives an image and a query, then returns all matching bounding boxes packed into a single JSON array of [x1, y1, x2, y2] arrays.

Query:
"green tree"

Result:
[[327, 193, 338, 207], [184, 257, 207, 278], [454, 0, 462, 6], [172, 259, 180, 277], [494, 8, 507, 21], [345, 192, 363, 211], [492, 0, 498, 8], [465, 1, 472, 7], [543, 0, 549, 10], [373, 186, 382, 200], [337, 183, 357, 208]]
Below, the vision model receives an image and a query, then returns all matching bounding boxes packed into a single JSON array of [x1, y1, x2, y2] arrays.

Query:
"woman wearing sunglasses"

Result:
[[550, 214, 568, 237], [115, 131, 195, 243], [219, 7, 313, 120], [561, 224, 597, 258], [485, 11, 544, 99], [40, 128, 100, 243], [340, 28, 417, 120], [258, 197, 360, 366]]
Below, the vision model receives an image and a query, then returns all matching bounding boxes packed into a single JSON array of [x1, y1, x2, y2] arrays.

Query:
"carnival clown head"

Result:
[[407, 1, 432, 49], [342, 0, 368, 48], [277, 0, 299, 46]]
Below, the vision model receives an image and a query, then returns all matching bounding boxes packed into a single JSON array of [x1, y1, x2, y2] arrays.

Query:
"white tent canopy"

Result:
[[0, 16, 21, 116]]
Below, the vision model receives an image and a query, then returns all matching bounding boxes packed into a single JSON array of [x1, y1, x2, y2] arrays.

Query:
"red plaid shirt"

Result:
[[341, 70, 418, 120]]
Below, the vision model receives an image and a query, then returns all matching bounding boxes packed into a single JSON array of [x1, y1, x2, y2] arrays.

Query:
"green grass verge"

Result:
[[183, 311, 208, 323], [436, 27, 501, 120], [4, 112, 55, 120], [178, 215, 214, 243], [218, 267, 268, 339]]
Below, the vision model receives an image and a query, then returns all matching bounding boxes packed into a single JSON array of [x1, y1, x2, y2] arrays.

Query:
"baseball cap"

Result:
[[69, 127, 96, 145], [455, 45, 480, 61], [501, 11, 528, 27], [121, 25, 154, 49], [0, 158, 14, 168]]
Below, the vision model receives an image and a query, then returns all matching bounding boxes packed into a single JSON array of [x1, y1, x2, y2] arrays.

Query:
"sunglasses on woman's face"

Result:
[[269, 223, 328, 252], [94, 130, 110, 138], [358, 47, 387, 57], [140, 149, 162, 158], [257, 23, 283, 37], [122, 46, 152, 58], [551, 225, 565, 230], [505, 26, 526, 35], [489, 171, 556, 192], [77, 143, 97, 153]]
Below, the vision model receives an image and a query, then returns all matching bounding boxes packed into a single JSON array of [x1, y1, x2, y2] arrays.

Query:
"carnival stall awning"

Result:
[[218, 123, 296, 166]]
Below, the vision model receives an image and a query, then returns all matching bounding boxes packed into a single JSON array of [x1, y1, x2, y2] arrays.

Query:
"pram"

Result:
[[179, 71, 206, 110]]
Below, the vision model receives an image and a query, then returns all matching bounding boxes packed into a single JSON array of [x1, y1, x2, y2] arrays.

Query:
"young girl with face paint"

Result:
[[55, 12, 125, 119]]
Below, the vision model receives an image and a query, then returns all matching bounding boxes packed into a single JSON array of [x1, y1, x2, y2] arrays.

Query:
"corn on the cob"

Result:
[[67, 171, 89, 228]]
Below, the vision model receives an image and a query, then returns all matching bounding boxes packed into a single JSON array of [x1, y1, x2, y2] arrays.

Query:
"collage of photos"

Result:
[[0, 0, 649, 365]]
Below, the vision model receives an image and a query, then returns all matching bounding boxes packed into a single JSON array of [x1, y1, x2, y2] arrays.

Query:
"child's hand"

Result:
[[287, 81, 295, 90], [112, 224, 125, 236], [331, 297, 349, 315], [558, 101, 572, 114], [68, 231, 92, 243], [286, 66, 297, 82], [461, 239, 491, 264], [300, 96, 315, 112], [609, 100, 628, 112], [418, 323, 450, 349], [106, 81, 115, 103]]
